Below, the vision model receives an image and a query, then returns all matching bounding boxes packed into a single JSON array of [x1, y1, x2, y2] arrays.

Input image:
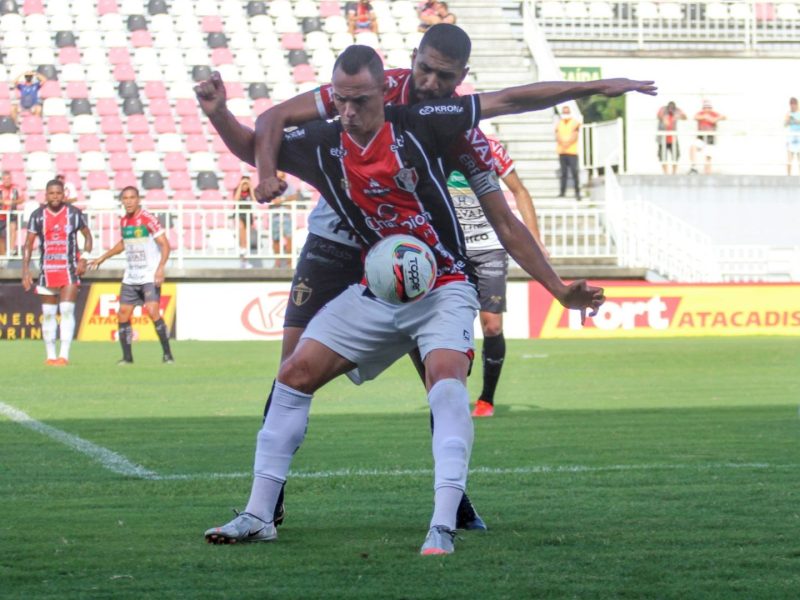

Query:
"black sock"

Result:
[[119, 322, 133, 362], [480, 333, 506, 405], [153, 318, 172, 356]]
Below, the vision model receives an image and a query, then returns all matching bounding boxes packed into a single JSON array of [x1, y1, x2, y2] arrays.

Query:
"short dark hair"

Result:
[[46, 179, 64, 190], [419, 24, 471, 66], [332, 45, 384, 86], [118, 185, 140, 199]]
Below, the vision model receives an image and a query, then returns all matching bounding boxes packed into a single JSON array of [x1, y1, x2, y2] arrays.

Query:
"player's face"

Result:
[[332, 67, 385, 142], [45, 185, 64, 210], [410, 46, 468, 102], [121, 189, 141, 215]]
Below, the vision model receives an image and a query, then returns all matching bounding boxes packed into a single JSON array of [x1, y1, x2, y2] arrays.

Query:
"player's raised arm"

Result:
[[195, 71, 257, 166], [478, 190, 604, 321], [254, 90, 321, 203], [477, 78, 658, 119]]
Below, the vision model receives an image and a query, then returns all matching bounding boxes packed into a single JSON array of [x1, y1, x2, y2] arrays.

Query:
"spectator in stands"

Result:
[[434, 2, 456, 24], [56, 174, 78, 204], [689, 99, 726, 175], [656, 101, 686, 175], [0, 170, 21, 256], [233, 175, 255, 268], [270, 171, 299, 268], [417, 0, 439, 32], [346, 0, 378, 35], [784, 97, 800, 175], [555, 105, 581, 200], [10, 71, 47, 123]]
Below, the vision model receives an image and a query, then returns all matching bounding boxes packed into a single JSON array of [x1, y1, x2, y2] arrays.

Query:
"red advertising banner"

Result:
[[529, 281, 800, 338]]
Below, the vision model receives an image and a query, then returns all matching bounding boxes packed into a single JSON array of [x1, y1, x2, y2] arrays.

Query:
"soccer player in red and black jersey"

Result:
[[202, 45, 655, 554], [21, 179, 93, 365]]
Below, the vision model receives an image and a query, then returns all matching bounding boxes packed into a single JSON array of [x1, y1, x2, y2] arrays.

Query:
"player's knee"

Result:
[[482, 321, 502, 337], [277, 355, 316, 394]]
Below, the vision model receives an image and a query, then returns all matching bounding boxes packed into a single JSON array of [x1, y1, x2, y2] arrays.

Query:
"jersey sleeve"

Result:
[[490, 139, 515, 178], [275, 121, 334, 192], [313, 84, 336, 119], [443, 126, 502, 199], [406, 96, 482, 149], [143, 210, 165, 238], [26, 209, 42, 235]]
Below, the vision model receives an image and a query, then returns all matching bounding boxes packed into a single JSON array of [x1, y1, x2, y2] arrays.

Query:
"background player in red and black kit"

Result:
[[21, 179, 93, 365]]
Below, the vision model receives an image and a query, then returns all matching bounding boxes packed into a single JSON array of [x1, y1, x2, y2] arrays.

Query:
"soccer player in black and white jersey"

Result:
[[197, 24, 654, 533], [202, 45, 655, 554]]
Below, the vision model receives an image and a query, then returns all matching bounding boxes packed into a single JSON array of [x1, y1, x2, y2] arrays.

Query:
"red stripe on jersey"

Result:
[[490, 139, 515, 178], [41, 206, 75, 287], [340, 123, 466, 288]]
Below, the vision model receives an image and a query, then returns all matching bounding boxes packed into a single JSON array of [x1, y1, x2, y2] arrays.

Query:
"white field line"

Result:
[[2, 402, 796, 482]]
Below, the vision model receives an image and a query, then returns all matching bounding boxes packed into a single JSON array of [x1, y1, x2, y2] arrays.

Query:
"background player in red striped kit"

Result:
[[21, 179, 93, 365], [88, 186, 174, 365]]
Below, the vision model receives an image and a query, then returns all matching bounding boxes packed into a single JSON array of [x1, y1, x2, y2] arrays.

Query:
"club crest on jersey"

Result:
[[394, 167, 419, 193], [291, 280, 313, 306]]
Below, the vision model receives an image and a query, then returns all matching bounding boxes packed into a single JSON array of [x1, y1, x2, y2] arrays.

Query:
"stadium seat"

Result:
[[100, 115, 124, 135], [192, 65, 213, 82], [114, 64, 137, 82], [202, 15, 224, 33], [70, 98, 93, 115], [197, 171, 219, 190], [141, 169, 165, 190], [109, 151, 133, 172], [97, 0, 119, 15], [185, 134, 208, 152], [168, 170, 192, 191], [94, 98, 119, 117], [330, 31, 354, 51], [91, 81, 117, 99], [126, 114, 149, 134], [134, 151, 161, 172], [247, 1, 268, 17], [19, 114, 42, 135], [131, 133, 155, 152], [47, 115, 71, 134], [49, 133, 75, 153], [210, 133, 230, 153], [37, 64, 58, 81], [81, 151, 108, 172], [113, 170, 138, 189], [24, 135, 47, 153], [0, 100, 10, 117], [43, 97, 68, 117], [211, 47, 234, 65], [118, 80, 140, 99], [54, 31, 76, 47], [189, 152, 217, 172], [163, 151, 188, 171], [144, 81, 167, 100], [104, 134, 127, 152], [147, 0, 167, 15], [130, 30, 153, 47], [65, 82, 90, 99], [78, 134, 102, 152], [288, 48, 310, 66], [249, 83, 270, 100], [153, 114, 177, 134], [127, 14, 147, 31], [108, 47, 132, 65], [218, 152, 241, 173], [302, 16, 323, 34], [180, 115, 204, 135], [87, 171, 111, 191], [122, 97, 145, 115], [292, 64, 316, 84], [88, 189, 117, 209], [54, 152, 79, 172]]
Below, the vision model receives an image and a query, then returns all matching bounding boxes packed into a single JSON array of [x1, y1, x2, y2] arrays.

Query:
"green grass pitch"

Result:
[[1, 337, 799, 599]]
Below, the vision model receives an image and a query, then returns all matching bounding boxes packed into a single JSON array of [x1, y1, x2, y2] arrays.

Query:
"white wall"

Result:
[[556, 56, 800, 175]]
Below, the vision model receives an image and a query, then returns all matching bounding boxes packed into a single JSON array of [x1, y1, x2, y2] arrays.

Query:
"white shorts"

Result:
[[302, 281, 479, 384], [36, 285, 60, 296]]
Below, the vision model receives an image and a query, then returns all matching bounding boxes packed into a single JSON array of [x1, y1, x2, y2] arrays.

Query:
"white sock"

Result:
[[428, 378, 473, 530], [58, 302, 76, 360], [244, 381, 312, 522], [41, 303, 58, 360]]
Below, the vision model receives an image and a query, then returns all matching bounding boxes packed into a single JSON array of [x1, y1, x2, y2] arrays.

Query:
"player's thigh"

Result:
[[283, 233, 363, 329], [278, 337, 356, 393], [424, 348, 471, 388], [302, 284, 414, 383], [281, 326, 305, 362], [58, 284, 79, 303], [117, 304, 135, 322], [400, 281, 480, 370]]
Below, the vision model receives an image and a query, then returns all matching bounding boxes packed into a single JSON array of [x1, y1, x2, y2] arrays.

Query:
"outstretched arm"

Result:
[[195, 72, 257, 166], [88, 239, 124, 270], [502, 170, 547, 257], [478, 190, 604, 321], [478, 78, 657, 119], [253, 91, 320, 202]]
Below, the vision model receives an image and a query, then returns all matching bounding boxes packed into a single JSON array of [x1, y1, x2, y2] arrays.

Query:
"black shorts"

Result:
[[657, 140, 680, 162], [120, 282, 160, 306], [467, 249, 508, 313], [283, 233, 363, 328]]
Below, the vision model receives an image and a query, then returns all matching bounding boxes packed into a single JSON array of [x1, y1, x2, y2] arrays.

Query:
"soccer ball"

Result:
[[364, 234, 437, 304]]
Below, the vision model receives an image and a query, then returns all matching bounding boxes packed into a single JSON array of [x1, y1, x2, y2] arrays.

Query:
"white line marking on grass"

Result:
[[153, 461, 794, 482], [0, 402, 158, 479], [3, 401, 795, 483]]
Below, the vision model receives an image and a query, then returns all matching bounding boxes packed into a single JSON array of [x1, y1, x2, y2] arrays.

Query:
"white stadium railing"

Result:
[[530, 0, 800, 49]]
